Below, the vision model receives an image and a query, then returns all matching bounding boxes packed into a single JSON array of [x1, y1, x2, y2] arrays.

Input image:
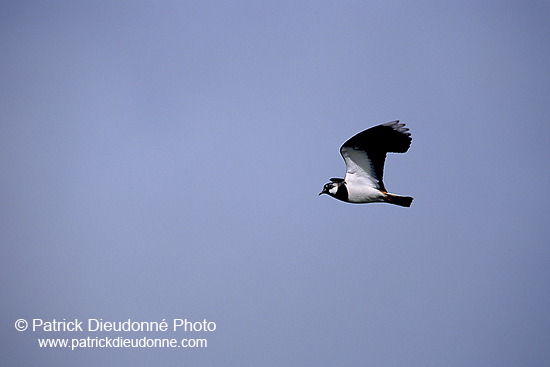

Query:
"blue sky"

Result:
[[2, 1, 549, 366]]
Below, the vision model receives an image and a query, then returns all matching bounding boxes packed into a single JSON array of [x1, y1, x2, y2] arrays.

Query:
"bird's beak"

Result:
[[319, 192, 323, 195]]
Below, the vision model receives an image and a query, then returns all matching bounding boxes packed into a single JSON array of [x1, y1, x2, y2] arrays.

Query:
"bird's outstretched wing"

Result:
[[340, 121, 411, 191]]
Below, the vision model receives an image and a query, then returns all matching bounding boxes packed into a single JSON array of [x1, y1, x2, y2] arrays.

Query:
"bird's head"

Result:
[[319, 179, 342, 196]]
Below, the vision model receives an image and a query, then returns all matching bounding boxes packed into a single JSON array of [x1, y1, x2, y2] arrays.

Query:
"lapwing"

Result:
[[319, 121, 413, 207]]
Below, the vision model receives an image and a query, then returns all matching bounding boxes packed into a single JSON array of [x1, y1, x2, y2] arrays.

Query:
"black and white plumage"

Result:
[[319, 121, 413, 207]]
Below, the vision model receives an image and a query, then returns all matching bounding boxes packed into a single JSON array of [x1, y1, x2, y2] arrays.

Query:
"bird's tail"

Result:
[[384, 193, 413, 207]]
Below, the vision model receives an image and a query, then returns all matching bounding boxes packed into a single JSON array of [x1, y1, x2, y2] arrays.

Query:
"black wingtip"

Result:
[[342, 121, 412, 154]]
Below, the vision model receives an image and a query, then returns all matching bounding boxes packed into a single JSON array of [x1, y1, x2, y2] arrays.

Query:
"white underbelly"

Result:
[[347, 185, 385, 203]]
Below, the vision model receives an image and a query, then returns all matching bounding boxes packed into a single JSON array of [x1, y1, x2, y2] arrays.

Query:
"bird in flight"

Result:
[[319, 121, 413, 207]]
